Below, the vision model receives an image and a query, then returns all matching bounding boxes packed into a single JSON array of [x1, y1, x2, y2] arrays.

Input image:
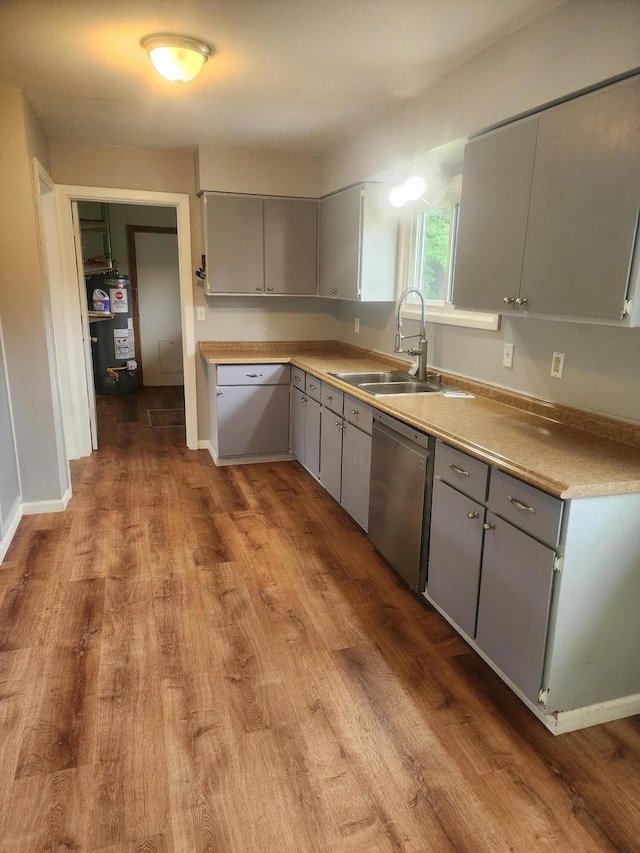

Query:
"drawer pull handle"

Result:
[[467, 511, 479, 519], [246, 373, 263, 378], [483, 522, 495, 531], [449, 462, 470, 477], [507, 495, 536, 514]]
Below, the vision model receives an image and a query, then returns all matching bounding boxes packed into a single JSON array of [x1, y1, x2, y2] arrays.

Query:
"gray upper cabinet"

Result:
[[520, 76, 640, 319], [203, 193, 318, 296], [453, 74, 640, 323], [318, 183, 398, 301], [453, 117, 539, 313], [205, 194, 264, 294], [264, 198, 317, 295]]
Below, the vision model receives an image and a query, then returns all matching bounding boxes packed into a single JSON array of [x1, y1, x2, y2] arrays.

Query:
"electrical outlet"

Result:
[[196, 306, 205, 321], [503, 342, 514, 368], [354, 317, 360, 333], [551, 351, 565, 378]]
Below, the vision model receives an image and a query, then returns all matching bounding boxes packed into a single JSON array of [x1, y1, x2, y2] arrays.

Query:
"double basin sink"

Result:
[[329, 370, 447, 396]]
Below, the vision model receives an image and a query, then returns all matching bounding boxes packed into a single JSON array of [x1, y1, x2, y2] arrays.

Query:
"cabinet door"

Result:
[[291, 390, 307, 464], [318, 186, 361, 300], [520, 77, 640, 319], [453, 118, 539, 312], [205, 195, 264, 294], [427, 480, 484, 638], [305, 398, 321, 480], [216, 385, 289, 457], [340, 423, 372, 531], [475, 513, 556, 703], [319, 408, 343, 501], [264, 198, 317, 295]]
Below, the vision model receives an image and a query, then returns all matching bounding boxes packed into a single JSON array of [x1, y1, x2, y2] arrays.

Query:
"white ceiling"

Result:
[[0, 0, 564, 154]]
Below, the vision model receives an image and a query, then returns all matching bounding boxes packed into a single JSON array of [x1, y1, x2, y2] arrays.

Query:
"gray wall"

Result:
[[334, 302, 640, 423], [0, 87, 69, 503], [0, 317, 20, 535]]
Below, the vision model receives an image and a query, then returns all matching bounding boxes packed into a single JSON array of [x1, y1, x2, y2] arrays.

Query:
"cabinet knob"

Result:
[[503, 296, 516, 304], [294, 376, 301, 382], [300, 395, 306, 401], [216, 390, 223, 396], [330, 288, 337, 294], [515, 297, 528, 306], [266, 286, 274, 292], [351, 409, 358, 415], [255, 286, 263, 291], [309, 384, 316, 390], [467, 511, 479, 519], [326, 395, 332, 401], [483, 522, 495, 531]]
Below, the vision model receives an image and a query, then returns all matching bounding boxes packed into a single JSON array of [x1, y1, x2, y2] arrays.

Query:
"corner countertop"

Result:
[[198, 341, 640, 500]]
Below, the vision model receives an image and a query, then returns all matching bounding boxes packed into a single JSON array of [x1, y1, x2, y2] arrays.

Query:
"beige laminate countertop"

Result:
[[199, 342, 640, 500]]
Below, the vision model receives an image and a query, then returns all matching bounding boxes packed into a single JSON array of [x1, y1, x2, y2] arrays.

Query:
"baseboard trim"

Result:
[[197, 439, 212, 451], [551, 694, 640, 735], [208, 444, 294, 467], [0, 497, 23, 564], [21, 487, 72, 516]]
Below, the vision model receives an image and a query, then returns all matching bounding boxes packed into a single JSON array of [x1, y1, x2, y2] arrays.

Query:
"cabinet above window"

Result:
[[453, 74, 640, 326]]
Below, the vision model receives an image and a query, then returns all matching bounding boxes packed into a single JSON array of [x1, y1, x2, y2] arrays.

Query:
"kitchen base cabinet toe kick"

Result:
[[425, 440, 640, 735]]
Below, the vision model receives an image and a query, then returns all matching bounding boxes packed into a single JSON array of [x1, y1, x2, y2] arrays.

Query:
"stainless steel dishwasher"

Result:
[[368, 410, 434, 592]]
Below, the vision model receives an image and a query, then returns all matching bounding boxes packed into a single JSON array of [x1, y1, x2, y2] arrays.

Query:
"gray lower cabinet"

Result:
[[216, 385, 290, 457], [475, 513, 556, 704], [428, 479, 484, 638], [319, 407, 343, 502], [291, 388, 321, 479], [339, 420, 371, 532], [209, 363, 291, 460]]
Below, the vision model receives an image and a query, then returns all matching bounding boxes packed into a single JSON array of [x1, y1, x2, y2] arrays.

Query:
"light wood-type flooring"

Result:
[[1, 386, 640, 852]]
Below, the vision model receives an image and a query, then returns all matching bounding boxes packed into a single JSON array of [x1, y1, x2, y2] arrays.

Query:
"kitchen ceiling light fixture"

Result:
[[141, 34, 214, 83]]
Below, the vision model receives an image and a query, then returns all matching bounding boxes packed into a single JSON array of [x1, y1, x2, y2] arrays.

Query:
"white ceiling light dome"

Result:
[[141, 34, 214, 83]]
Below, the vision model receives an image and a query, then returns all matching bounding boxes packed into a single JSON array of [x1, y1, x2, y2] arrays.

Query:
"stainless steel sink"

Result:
[[329, 370, 446, 395], [330, 370, 411, 387], [358, 380, 443, 395]]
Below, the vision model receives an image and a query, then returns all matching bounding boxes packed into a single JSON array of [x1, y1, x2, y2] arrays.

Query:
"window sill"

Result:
[[401, 304, 500, 331]]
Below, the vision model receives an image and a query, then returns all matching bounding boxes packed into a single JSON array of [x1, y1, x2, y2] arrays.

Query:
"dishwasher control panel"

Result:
[[372, 410, 430, 449]]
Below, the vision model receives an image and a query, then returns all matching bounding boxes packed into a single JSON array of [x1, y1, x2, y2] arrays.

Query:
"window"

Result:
[[398, 178, 499, 331]]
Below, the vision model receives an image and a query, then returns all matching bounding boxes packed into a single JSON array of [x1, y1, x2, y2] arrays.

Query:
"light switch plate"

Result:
[[551, 351, 565, 378], [354, 317, 360, 333], [196, 306, 205, 321], [503, 342, 514, 368]]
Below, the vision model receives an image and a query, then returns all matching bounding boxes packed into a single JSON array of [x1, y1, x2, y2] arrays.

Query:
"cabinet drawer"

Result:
[[434, 441, 489, 503], [217, 363, 290, 386], [489, 469, 562, 547], [291, 367, 306, 390], [344, 393, 373, 435], [321, 381, 344, 416], [306, 375, 322, 402]]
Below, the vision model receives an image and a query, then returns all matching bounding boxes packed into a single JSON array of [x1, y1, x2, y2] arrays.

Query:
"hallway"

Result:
[[0, 389, 639, 851]]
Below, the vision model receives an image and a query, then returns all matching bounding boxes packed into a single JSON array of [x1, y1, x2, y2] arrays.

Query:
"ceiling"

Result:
[[0, 0, 564, 154]]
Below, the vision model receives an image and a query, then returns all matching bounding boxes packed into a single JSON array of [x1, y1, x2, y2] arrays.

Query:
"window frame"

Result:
[[397, 178, 500, 331]]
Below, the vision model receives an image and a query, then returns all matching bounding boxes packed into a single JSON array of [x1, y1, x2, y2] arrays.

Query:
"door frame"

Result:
[[54, 185, 197, 453], [126, 224, 178, 389]]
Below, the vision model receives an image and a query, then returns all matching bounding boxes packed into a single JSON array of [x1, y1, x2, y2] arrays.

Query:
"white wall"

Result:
[[321, 0, 640, 423]]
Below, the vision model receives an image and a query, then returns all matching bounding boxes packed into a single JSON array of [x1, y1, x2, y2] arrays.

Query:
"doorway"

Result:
[[54, 184, 197, 457], [78, 202, 185, 446]]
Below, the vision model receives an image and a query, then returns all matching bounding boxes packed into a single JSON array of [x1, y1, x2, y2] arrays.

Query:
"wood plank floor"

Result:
[[1, 386, 640, 852]]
